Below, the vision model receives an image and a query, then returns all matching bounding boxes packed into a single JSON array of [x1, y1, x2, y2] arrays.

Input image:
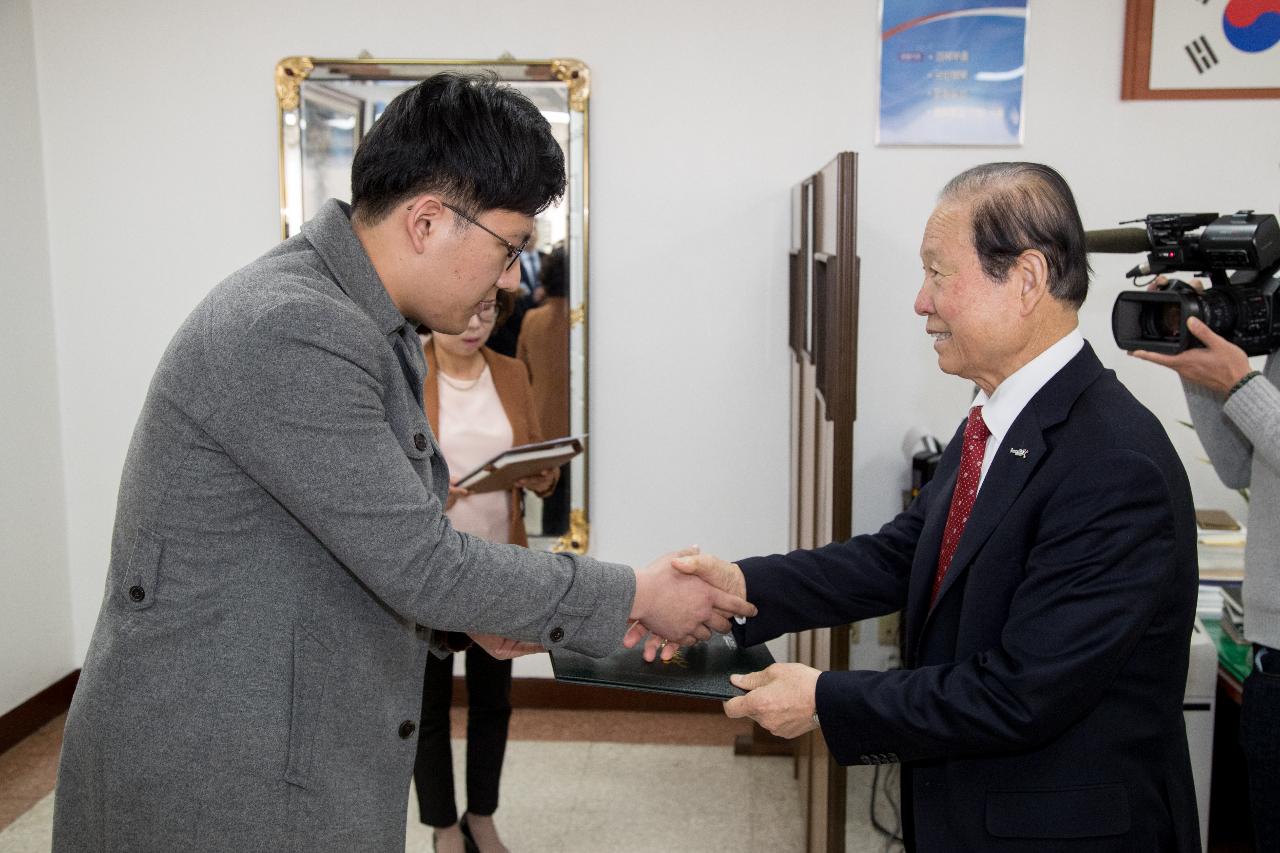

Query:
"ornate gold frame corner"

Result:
[[551, 509, 590, 555], [550, 59, 590, 112], [275, 56, 315, 111]]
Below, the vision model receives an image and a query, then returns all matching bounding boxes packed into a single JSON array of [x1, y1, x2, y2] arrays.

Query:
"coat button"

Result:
[[129, 586, 145, 602], [549, 627, 564, 643], [413, 433, 427, 451], [399, 720, 416, 739]]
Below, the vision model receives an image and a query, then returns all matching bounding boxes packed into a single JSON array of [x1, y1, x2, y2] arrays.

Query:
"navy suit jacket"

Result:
[[735, 343, 1200, 851]]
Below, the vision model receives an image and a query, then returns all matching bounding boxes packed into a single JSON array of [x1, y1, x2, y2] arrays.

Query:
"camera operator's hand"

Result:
[[1129, 313, 1252, 395], [1142, 275, 1204, 294]]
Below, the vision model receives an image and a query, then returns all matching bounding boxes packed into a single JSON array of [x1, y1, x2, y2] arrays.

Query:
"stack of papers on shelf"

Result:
[[1196, 508, 1247, 547], [1220, 583, 1247, 645], [1197, 584, 1225, 620], [1195, 509, 1246, 583], [1198, 543, 1245, 583]]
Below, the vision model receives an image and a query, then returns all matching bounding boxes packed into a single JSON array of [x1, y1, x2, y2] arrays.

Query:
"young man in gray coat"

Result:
[[51, 74, 753, 853]]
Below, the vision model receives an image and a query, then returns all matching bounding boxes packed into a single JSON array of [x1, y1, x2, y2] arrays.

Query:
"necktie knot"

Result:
[[965, 405, 990, 444]]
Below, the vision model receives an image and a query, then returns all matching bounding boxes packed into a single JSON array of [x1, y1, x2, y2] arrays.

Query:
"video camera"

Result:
[[1088, 210, 1280, 355]]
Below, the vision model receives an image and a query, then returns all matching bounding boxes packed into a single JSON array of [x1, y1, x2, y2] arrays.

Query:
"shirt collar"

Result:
[[301, 199, 408, 339], [974, 327, 1084, 446]]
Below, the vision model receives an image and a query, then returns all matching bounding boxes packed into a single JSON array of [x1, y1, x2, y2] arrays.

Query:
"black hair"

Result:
[[539, 245, 567, 299], [351, 72, 566, 224], [941, 162, 1092, 308], [494, 289, 518, 329]]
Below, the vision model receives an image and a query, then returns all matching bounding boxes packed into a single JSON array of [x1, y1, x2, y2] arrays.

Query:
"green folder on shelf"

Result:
[[1202, 619, 1253, 683], [551, 634, 775, 700]]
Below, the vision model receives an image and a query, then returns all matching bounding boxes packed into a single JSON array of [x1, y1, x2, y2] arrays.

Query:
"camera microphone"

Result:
[[1085, 228, 1152, 254]]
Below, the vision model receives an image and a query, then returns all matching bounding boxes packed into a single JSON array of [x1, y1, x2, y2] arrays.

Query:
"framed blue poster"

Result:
[[878, 1, 1030, 146]]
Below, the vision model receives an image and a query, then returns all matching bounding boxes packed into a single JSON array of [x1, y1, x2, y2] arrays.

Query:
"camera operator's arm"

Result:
[[1132, 317, 1280, 486], [1214, 350, 1280, 481]]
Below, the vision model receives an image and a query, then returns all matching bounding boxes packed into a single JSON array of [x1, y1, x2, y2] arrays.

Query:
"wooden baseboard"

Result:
[[456, 676, 723, 714], [734, 722, 796, 756], [0, 670, 79, 756]]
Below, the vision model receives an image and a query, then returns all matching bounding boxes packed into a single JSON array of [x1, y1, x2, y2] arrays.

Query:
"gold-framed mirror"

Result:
[[275, 57, 591, 554]]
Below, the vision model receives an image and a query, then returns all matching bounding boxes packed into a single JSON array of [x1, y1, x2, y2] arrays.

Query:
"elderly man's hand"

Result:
[[624, 552, 753, 662], [625, 548, 757, 659], [671, 552, 747, 604], [723, 663, 822, 739]]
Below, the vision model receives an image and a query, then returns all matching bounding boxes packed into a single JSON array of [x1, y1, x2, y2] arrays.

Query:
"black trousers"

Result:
[[414, 647, 513, 826], [1241, 645, 1280, 853], [541, 463, 571, 536]]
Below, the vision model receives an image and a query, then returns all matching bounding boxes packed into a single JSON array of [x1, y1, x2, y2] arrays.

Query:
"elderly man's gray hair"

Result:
[[941, 162, 1092, 308]]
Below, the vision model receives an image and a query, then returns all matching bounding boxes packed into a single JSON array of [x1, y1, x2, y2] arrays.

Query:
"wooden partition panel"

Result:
[[788, 152, 859, 853]]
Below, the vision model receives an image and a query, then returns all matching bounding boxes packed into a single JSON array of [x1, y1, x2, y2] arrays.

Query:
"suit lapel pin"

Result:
[[1009, 447, 1028, 459]]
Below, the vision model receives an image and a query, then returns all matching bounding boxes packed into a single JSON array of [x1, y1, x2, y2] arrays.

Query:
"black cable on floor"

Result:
[[869, 763, 905, 851]]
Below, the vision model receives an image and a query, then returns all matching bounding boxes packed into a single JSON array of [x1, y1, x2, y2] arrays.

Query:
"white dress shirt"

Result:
[[972, 328, 1085, 490]]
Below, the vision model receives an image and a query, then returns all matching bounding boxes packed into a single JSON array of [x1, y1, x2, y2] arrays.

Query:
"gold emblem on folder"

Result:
[[661, 649, 689, 667]]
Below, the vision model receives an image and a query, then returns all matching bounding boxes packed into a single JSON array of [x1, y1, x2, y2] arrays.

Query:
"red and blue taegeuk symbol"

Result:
[[1222, 0, 1280, 52]]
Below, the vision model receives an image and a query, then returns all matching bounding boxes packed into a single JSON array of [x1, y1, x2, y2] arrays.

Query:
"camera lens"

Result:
[[1157, 303, 1182, 338], [1140, 302, 1183, 340]]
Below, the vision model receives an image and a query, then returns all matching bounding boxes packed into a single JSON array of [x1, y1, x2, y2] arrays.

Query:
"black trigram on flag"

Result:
[[1185, 35, 1219, 74]]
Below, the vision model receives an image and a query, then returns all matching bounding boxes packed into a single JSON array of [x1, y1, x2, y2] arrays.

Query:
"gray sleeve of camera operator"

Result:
[[1183, 352, 1280, 489]]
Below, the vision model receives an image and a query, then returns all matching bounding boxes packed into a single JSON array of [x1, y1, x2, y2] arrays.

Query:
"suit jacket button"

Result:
[[129, 585, 145, 602], [414, 433, 428, 451], [399, 720, 416, 739], [549, 627, 564, 643]]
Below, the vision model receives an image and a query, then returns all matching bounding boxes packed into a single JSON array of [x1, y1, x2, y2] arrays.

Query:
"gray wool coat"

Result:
[[52, 200, 634, 853]]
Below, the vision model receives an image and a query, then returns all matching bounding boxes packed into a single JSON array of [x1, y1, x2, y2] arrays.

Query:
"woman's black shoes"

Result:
[[458, 814, 480, 853]]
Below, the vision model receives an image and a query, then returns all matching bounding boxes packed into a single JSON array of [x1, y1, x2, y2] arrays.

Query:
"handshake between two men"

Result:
[[472, 549, 823, 742]]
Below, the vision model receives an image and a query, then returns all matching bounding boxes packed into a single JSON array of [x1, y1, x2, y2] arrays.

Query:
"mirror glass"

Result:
[[277, 58, 590, 553]]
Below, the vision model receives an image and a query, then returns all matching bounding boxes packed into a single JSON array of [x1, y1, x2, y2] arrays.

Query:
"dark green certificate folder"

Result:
[[550, 634, 775, 700]]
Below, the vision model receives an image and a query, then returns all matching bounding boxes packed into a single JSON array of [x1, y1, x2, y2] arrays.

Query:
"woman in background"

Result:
[[516, 246, 571, 536], [415, 292, 556, 853]]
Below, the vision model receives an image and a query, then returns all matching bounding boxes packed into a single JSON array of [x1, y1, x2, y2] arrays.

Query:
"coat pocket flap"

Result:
[[283, 624, 334, 789], [986, 783, 1130, 839]]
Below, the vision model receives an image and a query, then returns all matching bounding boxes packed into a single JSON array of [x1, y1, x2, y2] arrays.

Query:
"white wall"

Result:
[[20, 0, 1280, 664], [1, 0, 73, 714]]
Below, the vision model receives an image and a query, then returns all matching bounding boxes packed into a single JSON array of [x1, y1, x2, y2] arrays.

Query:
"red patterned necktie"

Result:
[[931, 405, 990, 605]]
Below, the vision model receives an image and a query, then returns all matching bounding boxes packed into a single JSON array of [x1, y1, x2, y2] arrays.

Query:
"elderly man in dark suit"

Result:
[[52, 74, 753, 853], [671, 163, 1200, 851]]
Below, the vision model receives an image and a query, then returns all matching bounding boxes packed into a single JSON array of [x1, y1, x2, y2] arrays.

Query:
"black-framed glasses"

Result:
[[442, 202, 528, 271]]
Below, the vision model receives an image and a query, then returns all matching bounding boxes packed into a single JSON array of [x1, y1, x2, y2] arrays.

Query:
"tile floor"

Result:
[[0, 708, 903, 852]]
